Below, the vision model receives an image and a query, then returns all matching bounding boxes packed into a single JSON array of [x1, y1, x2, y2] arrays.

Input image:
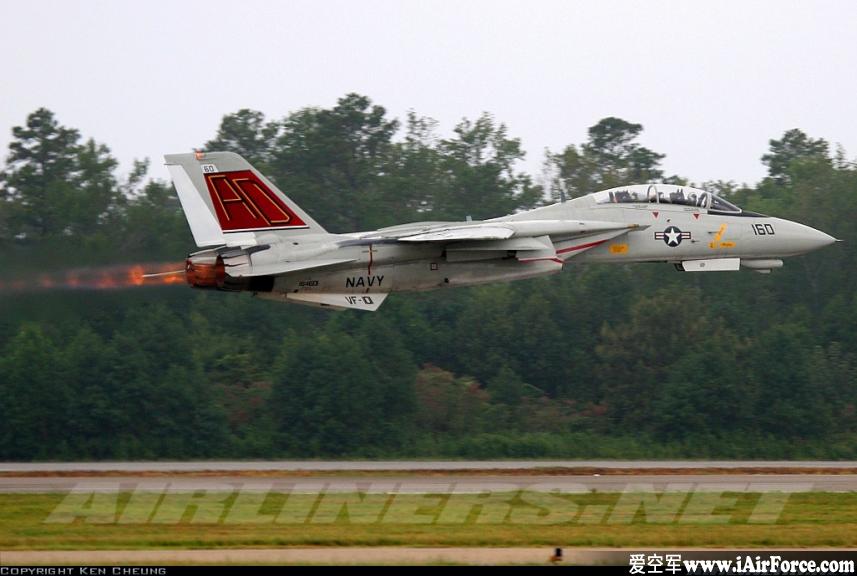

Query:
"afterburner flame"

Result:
[[0, 262, 185, 292]]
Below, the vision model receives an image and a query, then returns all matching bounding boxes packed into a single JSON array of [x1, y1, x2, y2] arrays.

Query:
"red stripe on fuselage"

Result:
[[556, 239, 608, 255], [519, 257, 564, 264]]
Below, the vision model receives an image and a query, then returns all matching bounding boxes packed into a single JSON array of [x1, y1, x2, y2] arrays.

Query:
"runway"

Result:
[[1, 461, 855, 493], [3, 460, 857, 472], [0, 475, 852, 493], [4, 463, 854, 564]]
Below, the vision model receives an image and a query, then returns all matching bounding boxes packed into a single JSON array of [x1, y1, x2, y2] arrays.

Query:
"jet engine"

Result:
[[185, 253, 221, 289], [185, 250, 274, 292]]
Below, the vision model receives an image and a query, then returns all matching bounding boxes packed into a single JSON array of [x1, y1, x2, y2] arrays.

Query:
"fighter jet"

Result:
[[163, 151, 837, 311]]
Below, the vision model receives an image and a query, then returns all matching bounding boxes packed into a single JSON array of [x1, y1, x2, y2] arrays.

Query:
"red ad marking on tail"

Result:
[[204, 170, 307, 231]]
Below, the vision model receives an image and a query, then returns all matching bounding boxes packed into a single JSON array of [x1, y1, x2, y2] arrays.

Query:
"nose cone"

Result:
[[772, 218, 837, 255], [813, 228, 837, 249]]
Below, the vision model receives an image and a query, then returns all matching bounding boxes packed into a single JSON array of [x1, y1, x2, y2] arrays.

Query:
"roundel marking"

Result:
[[654, 225, 691, 247]]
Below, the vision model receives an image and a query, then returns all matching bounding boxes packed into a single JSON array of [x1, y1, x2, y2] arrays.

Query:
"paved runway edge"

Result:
[[1, 473, 856, 492], [3, 460, 857, 472]]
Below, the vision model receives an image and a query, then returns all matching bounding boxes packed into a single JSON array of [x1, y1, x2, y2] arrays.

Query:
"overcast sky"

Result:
[[2, 0, 856, 187]]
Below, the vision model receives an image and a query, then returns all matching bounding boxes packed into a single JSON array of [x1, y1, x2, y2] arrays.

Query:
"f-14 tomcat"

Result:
[[163, 151, 837, 311]]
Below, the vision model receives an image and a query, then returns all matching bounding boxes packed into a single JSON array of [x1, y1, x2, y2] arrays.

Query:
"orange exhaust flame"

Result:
[[0, 262, 186, 292]]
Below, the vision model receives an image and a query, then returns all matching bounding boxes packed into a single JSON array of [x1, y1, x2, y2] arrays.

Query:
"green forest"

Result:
[[0, 94, 855, 460]]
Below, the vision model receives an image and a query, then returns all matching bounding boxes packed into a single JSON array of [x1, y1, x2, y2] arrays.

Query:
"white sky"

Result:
[[2, 0, 856, 187]]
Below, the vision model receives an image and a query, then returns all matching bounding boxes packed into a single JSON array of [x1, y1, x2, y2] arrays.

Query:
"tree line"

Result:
[[0, 94, 855, 459]]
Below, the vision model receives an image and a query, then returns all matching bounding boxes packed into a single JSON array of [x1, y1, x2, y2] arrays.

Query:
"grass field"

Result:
[[2, 491, 857, 550]]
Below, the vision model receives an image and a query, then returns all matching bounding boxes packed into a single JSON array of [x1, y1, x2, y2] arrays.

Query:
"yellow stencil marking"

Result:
[[710, 224, 726, 249], [709, 224, 735, 249], [609, 243, 629, 254]]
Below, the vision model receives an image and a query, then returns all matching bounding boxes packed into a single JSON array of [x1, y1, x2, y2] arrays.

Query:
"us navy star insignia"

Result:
[[654, 226, 691, 247]]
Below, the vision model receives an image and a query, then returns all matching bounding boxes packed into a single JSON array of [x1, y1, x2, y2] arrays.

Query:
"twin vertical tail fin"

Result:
[[164, 151, 325, 247]]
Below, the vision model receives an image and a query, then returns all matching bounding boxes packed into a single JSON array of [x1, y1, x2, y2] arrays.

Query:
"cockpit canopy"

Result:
[[591, 184, 741, 213]]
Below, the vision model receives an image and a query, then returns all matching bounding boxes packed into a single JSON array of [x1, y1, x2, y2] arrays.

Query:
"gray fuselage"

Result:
[[255, 191, 834, 300]]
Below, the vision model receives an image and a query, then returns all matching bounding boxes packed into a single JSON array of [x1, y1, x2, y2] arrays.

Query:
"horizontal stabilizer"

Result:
[[286, 292, 387, 311]]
